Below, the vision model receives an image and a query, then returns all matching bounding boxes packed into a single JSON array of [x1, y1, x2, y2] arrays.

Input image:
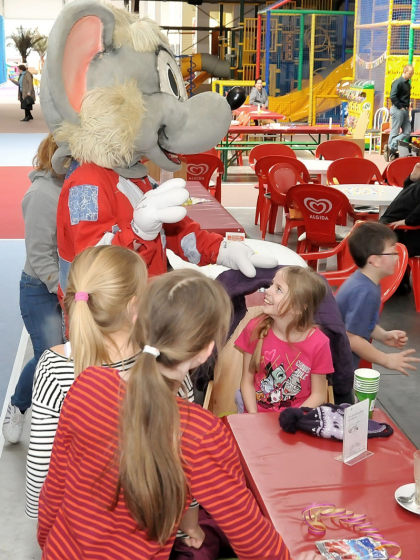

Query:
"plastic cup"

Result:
[[414, 451, 420, 506], [354, 369, 380, 419]]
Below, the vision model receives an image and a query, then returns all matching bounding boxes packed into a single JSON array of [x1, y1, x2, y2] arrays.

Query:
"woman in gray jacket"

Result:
[[2, 135, 64, 443]]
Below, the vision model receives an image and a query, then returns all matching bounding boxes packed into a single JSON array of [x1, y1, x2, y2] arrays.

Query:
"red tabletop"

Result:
[[185, 181, 245, 236], [227, 410, 419, 557], [227, 125, 348, 135]]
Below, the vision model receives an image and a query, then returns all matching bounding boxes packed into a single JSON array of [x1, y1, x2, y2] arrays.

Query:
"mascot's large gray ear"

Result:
[[46, 0, 115, 124]]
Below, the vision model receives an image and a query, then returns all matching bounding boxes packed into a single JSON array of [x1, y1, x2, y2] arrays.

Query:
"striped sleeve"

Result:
[[26, 351, 74, 518], [37, 379, 76, 549], [190, 418, 291, 560]]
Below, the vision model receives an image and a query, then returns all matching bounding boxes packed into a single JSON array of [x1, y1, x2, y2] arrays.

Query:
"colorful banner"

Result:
[[356, 51, 387, 70]]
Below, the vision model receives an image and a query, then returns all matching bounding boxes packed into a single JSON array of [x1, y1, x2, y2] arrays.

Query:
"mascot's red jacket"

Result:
[[57, 162, 223, 290]]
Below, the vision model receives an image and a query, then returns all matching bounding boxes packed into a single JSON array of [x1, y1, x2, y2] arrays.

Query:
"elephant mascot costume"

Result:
[[40, 0, 276, 294]]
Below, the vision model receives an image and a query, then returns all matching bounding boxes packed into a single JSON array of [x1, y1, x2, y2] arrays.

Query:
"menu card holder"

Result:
[[335, 399, 373, 466]]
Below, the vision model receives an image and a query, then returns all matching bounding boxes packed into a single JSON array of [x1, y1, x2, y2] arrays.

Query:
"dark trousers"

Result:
[[24, 108, 32, 118]]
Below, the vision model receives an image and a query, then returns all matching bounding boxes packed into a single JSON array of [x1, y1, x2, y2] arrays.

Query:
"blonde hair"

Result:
[[64, 245, 148, 377], [117, 269, 232, 544], [249, 266, 327, 373], [32, 133, 60, 176]]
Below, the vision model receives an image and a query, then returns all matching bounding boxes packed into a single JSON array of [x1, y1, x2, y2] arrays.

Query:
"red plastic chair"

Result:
[[260, 163, 305, 243], [316, 139, 364, 160], [249, 143, 296, 170], [285, 184, 356, 257], [385, 157, 420, 187], [185, 154, 224, 202], [254, 155, 307, 227], [326, 158, 384, 185], [298, 222, 366, 276]]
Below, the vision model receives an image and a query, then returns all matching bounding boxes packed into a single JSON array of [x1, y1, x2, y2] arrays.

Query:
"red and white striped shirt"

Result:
[[38, 366, 290, 560]]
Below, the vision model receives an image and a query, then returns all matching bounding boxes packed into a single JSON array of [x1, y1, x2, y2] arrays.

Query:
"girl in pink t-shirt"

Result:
[[235, 266, 334, 413]]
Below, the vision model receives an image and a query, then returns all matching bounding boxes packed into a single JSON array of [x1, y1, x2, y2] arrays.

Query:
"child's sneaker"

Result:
[[2, 403, 27, 443]]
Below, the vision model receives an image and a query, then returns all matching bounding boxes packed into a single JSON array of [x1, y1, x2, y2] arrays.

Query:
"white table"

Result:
[[332, 184, 402, 217], [298, 158, 334, 184]]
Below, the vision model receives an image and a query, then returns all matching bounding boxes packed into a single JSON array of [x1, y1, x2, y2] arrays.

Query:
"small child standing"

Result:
[[235, 266, 334, 413], [336, 222, 419, 375]]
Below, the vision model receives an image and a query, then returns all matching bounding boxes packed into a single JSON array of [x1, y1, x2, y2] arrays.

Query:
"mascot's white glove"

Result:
[[132, 179, 189, 241], [216, 240, 278, 278]]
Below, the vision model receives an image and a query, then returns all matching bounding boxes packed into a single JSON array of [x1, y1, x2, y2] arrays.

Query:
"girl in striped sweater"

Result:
[[37, 268, 321, 560]]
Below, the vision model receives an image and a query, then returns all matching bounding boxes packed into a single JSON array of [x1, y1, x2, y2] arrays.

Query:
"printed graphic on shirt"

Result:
[[69, 184, 99, 225], [256, 351, 309, 410]]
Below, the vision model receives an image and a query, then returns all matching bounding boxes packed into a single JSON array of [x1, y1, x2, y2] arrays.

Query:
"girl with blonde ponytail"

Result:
[[26, 245, 156, 518], [37, 268, 320, 560]]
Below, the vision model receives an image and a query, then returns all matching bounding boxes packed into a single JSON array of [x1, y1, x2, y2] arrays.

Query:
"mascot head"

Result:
[[41, 0, 234, 176]]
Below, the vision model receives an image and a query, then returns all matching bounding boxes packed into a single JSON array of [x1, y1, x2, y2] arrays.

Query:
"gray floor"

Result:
[[1, 176, 420, 560]]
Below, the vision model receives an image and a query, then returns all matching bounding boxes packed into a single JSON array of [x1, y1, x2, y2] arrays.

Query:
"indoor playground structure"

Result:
[[354, 0, 420, 114], [209, 0, 356, 124]]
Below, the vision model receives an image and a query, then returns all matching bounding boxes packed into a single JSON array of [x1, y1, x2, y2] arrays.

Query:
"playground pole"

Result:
[[409, 0, 417, 65], [308, 14, 316, 125], [238, 0, 244, 78], [219, 5, 224, 61], [298, 14, 304, 91], [256, 14, 262, 79], [265, 10, 271, 94], [231, 28, 236, 79], [342, 0, 350, 63]]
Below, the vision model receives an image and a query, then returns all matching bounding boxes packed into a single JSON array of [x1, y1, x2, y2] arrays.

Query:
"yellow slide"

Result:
[[270, 58, 352, 122]]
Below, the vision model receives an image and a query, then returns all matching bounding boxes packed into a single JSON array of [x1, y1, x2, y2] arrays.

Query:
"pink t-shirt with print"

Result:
[[235, 316, 334, 412]]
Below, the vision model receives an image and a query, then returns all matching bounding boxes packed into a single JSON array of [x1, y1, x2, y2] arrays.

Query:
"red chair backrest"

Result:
[[265, 155, 313, 183], [380, 243, 408, 306], [185, 153, 224, 187], [327, 157, 383, 185], [267, 163, 301, 206], [316, 139, 364, 160], [286, 184, 354, 247], [385, 156, 420, 187], [249, 143, 296, 168]]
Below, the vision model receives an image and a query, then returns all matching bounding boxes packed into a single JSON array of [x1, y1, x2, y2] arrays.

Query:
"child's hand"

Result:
[[383, 330, 408, 349], [384, 349, 420, 376], [181, 525, 205, 549]]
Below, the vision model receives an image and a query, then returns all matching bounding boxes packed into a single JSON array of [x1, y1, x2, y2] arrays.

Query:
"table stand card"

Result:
[[336, 399, 373, 466]]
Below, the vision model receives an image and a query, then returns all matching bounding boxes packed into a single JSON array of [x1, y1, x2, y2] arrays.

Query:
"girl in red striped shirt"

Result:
[[38, 268, 321, 560]]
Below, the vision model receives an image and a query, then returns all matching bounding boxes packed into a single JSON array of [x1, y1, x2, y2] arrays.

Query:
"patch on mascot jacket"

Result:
[[69, 185, 99, 225], [181, 233, 201, 265]]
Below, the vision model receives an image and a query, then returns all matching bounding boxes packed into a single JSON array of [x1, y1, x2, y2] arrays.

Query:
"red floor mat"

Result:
[[0, 167, 32, 239]]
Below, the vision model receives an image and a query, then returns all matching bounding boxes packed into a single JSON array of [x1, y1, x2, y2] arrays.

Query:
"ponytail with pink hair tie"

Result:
[[75, 291, 89, 303]]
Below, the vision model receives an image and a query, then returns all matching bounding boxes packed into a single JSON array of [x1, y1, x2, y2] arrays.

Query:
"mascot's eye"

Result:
[[167, 65, 179, 98], [157, 48, 187, 101]]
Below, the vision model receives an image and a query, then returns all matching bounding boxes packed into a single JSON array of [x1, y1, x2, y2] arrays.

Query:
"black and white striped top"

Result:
[[25, 346, 194, 519]]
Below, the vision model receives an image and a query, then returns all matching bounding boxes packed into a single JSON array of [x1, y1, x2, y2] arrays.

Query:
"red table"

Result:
[[185, 181, 245, 236], [227, 410, 419, 558]]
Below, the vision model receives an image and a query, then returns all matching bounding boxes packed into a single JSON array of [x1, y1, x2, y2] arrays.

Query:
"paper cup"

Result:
[[354, 369, 380, 419]]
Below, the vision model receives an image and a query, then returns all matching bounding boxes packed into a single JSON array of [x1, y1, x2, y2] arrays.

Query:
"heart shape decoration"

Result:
[[264, 349, 277, 363], [187, 164, 209, 178], [303, 197, 333, 215]]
